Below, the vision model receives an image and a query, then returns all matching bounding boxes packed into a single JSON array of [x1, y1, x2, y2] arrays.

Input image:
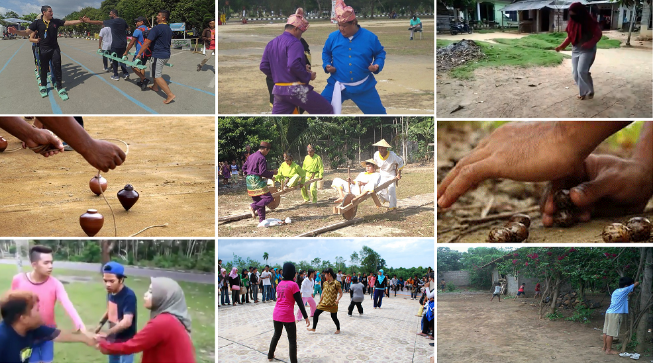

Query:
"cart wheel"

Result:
[[341, 193, 358, 220], [267, 187, 281, 210]]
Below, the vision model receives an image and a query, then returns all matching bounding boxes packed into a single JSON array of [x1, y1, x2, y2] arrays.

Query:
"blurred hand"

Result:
[[305, 318, 310, 327], [310, 71, 316, 81], [437, 122, 586, 208], [368, 64, 379, 72], [79, 139, 127, 172], [23, 129, 64, 157], [8, 27, 17, 34], [555, 46, 562, 52], [540, 154, 653, 226], [326, 65, 336, 73]]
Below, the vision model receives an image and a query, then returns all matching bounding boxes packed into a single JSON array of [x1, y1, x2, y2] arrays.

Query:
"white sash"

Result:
[[331, 75, 369, 114]]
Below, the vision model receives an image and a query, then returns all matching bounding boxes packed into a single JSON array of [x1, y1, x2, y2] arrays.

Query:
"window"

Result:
[[504, 11, 518, 21]]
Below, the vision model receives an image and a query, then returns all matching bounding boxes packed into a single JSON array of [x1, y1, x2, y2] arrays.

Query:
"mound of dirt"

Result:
[[436, 39, 484, 72]]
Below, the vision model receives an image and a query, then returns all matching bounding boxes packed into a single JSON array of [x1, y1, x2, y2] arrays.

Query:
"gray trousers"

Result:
[[251, 284, 259, 301], [571, 45, 597, 97]]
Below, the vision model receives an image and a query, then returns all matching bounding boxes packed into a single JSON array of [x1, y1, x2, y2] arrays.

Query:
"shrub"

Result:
[[446, 282, 456, 292], [565, 303, 592, 324]]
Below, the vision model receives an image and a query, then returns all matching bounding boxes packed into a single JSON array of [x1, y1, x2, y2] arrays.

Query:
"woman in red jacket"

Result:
[[97, 277, 196, 363], [555, 2, 602, 100]]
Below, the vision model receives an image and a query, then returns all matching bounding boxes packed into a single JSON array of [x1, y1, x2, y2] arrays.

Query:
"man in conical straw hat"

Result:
[[320, 0, 387, 114], [372, 139, 404, 209], [260, 8, 333, 114], [331, 159, 381, 203]]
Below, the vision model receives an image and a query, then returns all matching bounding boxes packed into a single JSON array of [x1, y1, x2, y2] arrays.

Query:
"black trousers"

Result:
[[422, 315, 434, 335], [110, 46, 129, 76], [39, 46, 62, 88], [241, 286, 250, 303], [348, 301, 363, 315], [268, 320, 297, 363], [313, 308, 340, 330]]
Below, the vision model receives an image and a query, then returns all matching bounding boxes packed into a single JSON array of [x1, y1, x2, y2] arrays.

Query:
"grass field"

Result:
[[492, 32, 622, 49], [437, 33, 621, 79], [0, 265, 215, 363]]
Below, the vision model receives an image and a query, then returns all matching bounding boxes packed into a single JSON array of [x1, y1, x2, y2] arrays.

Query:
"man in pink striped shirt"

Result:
[[10, 245, 86, 363]]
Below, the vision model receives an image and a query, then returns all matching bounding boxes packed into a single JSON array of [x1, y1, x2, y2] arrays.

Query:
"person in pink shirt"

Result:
[[10, 245, 85, 363], [268, 262, 309, 363]]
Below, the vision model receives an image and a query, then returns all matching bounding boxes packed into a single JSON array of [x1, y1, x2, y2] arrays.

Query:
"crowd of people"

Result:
[[218, 259, 434, 362], [0, 245, 196, 363]]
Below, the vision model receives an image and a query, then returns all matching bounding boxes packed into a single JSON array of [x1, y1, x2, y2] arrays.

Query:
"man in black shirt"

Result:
[[27, 6, 84, 99], [83, 10, 129, 81]]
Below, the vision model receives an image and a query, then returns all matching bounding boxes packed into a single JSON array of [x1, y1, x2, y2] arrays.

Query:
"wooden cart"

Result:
[[332, 176, 399, 220]]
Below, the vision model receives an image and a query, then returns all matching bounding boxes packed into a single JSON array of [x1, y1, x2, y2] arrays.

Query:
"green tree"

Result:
[[263, 252, 269, 264], [437, 247, 463, 272], [4, 11, 20, 19], [311, 257, 321, 268]]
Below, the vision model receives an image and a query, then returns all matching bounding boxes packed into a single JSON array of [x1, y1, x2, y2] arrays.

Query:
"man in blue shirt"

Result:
[[124, 16, 152, 91], [321, 0, 387, 114], [602, 277, 639, 355], [0, 291, 96, 363], [83, 10, 130, 81], [136, 10, 175, 104], [96, 262, 137, 363]]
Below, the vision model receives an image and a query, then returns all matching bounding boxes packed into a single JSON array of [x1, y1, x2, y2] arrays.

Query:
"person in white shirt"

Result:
[[296, 269, 317, 321], [372, 139, 404, 209], [332, 159, 381, 203], [490, 282, 502, 302], [261, 265, 272, 302], [98, 26, 112, 71]]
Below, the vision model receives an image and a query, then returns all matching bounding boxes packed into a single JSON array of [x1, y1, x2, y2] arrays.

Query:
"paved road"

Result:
[[0, 259, 215, 284], [0, 38, 215, 114]]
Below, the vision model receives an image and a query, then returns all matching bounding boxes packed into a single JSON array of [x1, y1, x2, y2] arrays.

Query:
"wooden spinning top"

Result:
[[117, 184, 139, 211], [89, 175, 108, 195], [0, 136, 7, 152], [80, 209, 104, 237]]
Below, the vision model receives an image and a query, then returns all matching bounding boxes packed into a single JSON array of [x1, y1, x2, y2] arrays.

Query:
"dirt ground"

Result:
[[217, 19, 434, 114], [436, 31, 652, 118], [217, 166, 434, 237], [436, 122, 653, 242], [437, 291, 645, 363], [0, 117, 214, 237]]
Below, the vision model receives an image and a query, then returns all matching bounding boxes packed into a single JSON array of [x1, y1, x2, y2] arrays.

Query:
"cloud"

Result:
[[4, 0, 103, 17]]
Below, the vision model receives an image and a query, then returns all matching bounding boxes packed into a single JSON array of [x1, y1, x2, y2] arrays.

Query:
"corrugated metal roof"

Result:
[[503, 0, 553, 11]]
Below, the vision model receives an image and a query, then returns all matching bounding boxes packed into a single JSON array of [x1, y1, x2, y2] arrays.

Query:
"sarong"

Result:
[[246, 175, 269, 197]]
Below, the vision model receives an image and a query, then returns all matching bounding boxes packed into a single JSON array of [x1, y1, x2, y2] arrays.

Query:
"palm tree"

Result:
[[263, 252, 269, 264]]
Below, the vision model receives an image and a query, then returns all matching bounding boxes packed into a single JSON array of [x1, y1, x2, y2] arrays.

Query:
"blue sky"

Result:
[[1, 0, 103, 18], [218, 238, 434, 269]]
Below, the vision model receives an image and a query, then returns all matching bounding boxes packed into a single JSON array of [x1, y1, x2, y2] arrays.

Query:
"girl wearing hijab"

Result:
[[98, 277, 196, 362], [219, 268, 231, 306], [268, 262, 309, 363], [308, 268, 343, 334], [373, 269, 388, 309], [555, 2, 602, 100], [228, 267, 242, 306]]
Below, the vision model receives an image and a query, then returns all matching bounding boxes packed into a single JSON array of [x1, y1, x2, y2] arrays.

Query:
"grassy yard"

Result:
[[438, 32, 621, 79], [493, 32, 622, 50], [0, 265, 215, 363]]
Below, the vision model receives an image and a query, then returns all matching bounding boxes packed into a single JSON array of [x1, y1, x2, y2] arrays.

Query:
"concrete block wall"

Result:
[[438, 270, 470, 286]]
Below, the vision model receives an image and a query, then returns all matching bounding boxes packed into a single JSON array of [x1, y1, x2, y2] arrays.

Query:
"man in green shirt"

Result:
[[409, 15, 422, 40], [275, 153, 306, 189], [301, 144, 324, 203]]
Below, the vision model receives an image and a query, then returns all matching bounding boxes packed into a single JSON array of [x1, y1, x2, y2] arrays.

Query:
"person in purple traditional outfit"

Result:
[[321, 0, 387, 114], [242, 141, 278, 222], [260, 8, 333, 115]]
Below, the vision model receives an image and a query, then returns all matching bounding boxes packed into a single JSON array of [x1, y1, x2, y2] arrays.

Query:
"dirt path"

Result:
[[436, 32, 652, 118], [0, 117, 214, 237], [218, 20, 434, 114], [438, 292, 637, 363]]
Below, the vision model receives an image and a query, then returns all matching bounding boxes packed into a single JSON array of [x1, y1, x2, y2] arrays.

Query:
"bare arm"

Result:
[[55, 329, 96, 346], [63, 20, 84, 26], [135, 39, 152, 58], [104, 314, 134, 336], [35, 116, 126, 172], [95, 310, 109, 333], [0, 117, 64, 156], [632, 122, 652, 169], [99, 36, 103, 49], [125, 36, 138, 54]]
